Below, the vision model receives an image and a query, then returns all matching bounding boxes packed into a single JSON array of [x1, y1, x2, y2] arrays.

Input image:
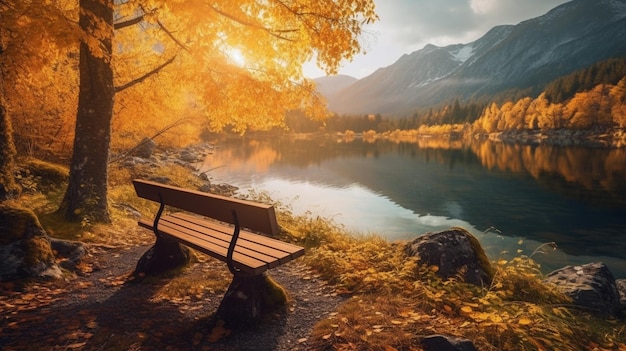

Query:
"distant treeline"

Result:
[[544, 57, 626, 104], [286, 56, 626, 134]]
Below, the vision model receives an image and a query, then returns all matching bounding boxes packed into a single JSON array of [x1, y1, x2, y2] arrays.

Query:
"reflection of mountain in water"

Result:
[[213, 136, 626, 259]]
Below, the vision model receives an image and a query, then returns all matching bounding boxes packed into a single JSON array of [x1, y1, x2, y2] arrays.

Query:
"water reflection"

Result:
[[199, 136, 626, 278]]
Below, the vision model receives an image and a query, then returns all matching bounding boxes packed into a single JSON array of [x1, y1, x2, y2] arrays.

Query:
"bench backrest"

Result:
[[132, 179, 280, 236]]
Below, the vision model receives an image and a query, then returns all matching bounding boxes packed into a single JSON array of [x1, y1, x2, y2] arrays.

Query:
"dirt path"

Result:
[[0, 244, 345, 350]]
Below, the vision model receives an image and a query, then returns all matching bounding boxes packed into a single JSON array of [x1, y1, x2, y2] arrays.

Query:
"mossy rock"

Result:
[[0, 204, 45, 244], [16, 158, 69, 192], [405, 227, 495, 286], [0, 204, 60, 280], [20, 158, 69, 183]]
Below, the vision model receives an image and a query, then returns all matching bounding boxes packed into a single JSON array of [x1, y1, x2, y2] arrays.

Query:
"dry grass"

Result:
[[273, 198, 626, 351]]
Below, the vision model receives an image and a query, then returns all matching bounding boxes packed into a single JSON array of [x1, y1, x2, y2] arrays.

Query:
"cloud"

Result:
[[374, 0, 478, 47], [306, 0, 570, 78], [470, 0, 497, 14]]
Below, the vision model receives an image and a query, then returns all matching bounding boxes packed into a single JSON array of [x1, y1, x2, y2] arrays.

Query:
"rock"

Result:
[[173, 159, 195, 169], [421, 335, 477, 351], [617, 279, 626, 311], [123, 156, 158, 168], [198, 183, 212, 193], [0, 204, 61, 280], [198, 171, 209, 181], [132, 137, 156, 159], [211, 184, 239, 197], [148, 176, 171, 184], [50, 239, 87, 270], [544, 262, 621, 317], [180, 150, 199, 162], [405, 227, 494, 286]]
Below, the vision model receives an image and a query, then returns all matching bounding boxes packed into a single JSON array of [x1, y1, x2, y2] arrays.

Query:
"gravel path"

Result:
[[0, 244, 345, 351]]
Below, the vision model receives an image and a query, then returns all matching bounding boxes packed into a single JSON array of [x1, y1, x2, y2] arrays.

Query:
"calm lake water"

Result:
[[198, 135, 626, 278]]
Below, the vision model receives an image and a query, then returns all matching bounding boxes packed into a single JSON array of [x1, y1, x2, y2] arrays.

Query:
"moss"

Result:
[[0, 203, 55, 276], [456, 226, 496, 279], [260, 274, 288, 308], [23, 236, 55, 267], [0, 204, 43, 244], [19, 158, 69, 184]]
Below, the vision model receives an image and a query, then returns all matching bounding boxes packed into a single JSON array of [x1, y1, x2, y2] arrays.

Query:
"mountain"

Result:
[[322, 0, 626, 115], [313, 74, 358, 97]]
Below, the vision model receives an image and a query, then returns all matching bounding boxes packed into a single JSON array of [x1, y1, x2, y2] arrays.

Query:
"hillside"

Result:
[[313, 74, 358, 97]]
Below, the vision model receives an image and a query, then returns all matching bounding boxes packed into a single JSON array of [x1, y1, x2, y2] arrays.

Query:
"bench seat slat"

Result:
[[161, 216, 297, 265], [170, 212, 304, 260], [156, 219, 285, 269], [139, 219, 270, 274]]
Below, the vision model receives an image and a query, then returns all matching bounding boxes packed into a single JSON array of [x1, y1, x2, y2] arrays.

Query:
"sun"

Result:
[[228, 48, 246, 67]]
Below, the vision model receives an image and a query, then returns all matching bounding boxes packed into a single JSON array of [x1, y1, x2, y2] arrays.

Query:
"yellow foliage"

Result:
[[3, 0, 379, 156], [472, 77, 626, 134]]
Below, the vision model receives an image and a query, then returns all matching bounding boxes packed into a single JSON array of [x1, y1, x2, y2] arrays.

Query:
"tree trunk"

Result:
[[59, 0, 114, 223], [0, 43, 20, 201], [0, 95, 20, 201]]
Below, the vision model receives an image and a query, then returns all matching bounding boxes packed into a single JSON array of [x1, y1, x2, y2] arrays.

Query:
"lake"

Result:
[[198, 135, 626, 279]]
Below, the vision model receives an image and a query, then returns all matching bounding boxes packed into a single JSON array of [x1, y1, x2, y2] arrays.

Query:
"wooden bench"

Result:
[[132, 179, 304, 275]]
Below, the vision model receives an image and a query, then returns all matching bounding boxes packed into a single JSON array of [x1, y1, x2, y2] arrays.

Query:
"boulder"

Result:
[[544, 262, 620, 317], [131, 137, 156, 159], [0, 204, 61, 280], [180, 150, 199, 162], [617, 279, 626, 311], [50, 238, 87, 270], [421, 335, 477, 351], [147, 176, 171, 185], [405, 227, 494, 286]]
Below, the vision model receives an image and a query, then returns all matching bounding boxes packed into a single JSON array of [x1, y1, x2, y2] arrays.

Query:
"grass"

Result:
[[10, 157, 626, 351]]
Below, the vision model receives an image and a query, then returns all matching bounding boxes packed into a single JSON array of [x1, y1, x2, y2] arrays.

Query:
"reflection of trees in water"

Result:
[[216, 136, 626, 206], [470, 142, 626, 206]]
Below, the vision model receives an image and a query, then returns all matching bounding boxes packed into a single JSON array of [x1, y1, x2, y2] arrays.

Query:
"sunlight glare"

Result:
[[228, 48, 246, 67]]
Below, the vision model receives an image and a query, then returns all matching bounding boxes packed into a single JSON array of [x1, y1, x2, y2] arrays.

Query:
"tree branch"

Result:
[[209, 4, 297, 41], [108, 117, 189, 164], [156, 20, 191, 53], [114, 54, 176, 93], [114, 15, 144, 30]]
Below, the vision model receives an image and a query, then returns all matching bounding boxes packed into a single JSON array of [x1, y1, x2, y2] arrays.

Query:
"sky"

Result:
[[303, 0, 570, 79]]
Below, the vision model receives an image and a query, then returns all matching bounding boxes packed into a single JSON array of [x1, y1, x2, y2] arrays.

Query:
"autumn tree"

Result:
[[611, 77, 626, 127], [565, 84, 613, 130], [1, 0, 79, 198], [0, 90, 19, 201], [57, 0, 114, 222], [1, 37, 18, 200]]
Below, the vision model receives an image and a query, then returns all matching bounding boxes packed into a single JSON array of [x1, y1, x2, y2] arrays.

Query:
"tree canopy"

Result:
[[2, 0, 378, 154]]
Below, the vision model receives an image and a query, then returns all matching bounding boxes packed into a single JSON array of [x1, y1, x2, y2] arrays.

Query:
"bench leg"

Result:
[[213, 273, 288, 329], [134, 236, 191, 276]]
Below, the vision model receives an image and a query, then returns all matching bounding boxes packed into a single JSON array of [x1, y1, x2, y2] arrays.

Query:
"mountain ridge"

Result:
[[317, 0, 626, 116]]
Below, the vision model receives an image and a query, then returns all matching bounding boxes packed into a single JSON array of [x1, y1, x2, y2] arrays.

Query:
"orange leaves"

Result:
[[5, 0, 380, 154], [110, 0, 379, 139], [517, 317, 533, 325], [205, 321, 232, 343]]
